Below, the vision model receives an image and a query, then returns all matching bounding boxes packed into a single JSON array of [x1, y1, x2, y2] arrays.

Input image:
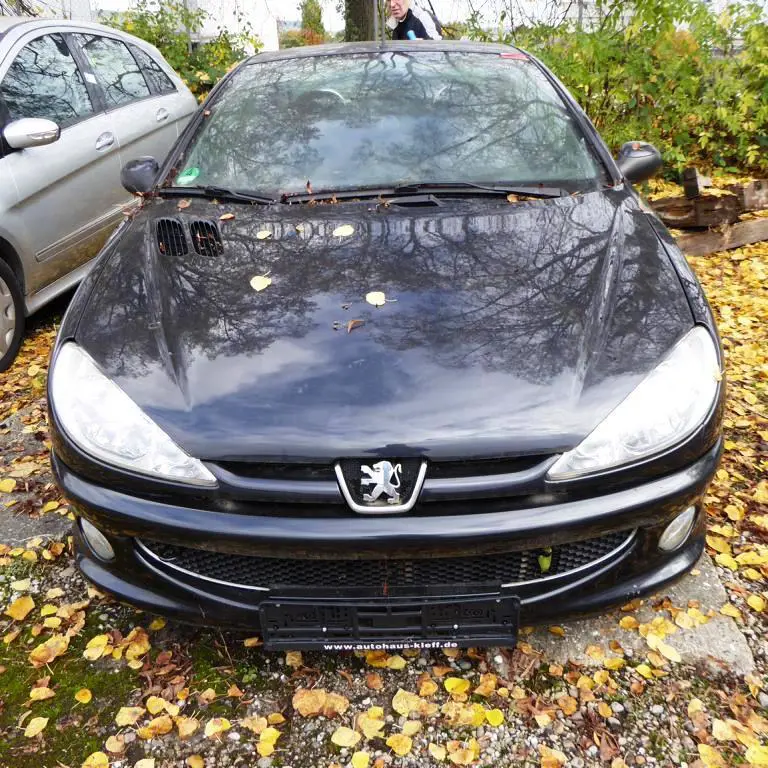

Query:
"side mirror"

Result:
[[3, 118, 60, 149], [616, 141, 662, 184], [121, 156, 160, 195]]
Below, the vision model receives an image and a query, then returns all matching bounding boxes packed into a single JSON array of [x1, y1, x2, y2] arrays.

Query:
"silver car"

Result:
[[0, 18, 198, 371]]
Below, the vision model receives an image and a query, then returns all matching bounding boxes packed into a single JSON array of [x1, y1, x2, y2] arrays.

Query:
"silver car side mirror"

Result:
[[3, 118, 61, 149]]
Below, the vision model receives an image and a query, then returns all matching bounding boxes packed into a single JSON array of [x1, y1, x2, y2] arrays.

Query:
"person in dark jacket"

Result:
[[387, 0, 442, 40]]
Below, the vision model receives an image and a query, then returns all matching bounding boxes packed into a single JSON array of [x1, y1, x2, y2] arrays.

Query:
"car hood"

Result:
[[73, 188, 693, 461]]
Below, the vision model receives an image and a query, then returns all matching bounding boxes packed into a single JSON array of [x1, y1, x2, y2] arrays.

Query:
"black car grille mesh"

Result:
[[214, 455, 552, 482], [139, 531, 632, 593], [156, 218, 187, 257], [190, 220, 224, 257]]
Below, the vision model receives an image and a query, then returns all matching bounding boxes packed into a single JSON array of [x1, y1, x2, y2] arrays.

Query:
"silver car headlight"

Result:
[[51, 343, 216, 486], [547, 327, 720, 481]]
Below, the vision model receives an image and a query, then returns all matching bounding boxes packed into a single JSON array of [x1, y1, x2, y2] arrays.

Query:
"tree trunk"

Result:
[[345, 0, 376, 41]]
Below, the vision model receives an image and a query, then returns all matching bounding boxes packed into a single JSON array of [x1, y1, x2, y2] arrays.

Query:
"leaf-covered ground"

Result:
[[0, 222, 765, 768]]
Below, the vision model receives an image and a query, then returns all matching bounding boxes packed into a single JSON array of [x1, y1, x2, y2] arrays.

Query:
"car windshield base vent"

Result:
[[190, 220, 224, 257], [156, 218, 188, 258]]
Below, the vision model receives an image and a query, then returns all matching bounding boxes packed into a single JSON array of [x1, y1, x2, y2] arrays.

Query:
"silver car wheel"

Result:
[[0, 275, 17, 357]]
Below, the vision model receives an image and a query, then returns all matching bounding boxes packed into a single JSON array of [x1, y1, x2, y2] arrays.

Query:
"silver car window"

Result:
[[74, 34, 151, 108], [129, 45, 175, 95], [0, 33, 94, 128]]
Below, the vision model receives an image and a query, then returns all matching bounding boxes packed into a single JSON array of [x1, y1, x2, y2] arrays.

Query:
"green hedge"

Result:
[[465, 0, 768, 176]]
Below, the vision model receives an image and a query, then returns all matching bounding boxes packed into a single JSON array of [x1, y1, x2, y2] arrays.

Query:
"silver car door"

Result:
[[0, 32, 123, 296], [128, 43, 198, 145], [73, 33, 183, 167]]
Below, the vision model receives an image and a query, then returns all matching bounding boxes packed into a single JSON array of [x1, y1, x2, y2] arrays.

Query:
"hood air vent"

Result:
[[190, 220, 224, 257], [156, 218, 187, 258]]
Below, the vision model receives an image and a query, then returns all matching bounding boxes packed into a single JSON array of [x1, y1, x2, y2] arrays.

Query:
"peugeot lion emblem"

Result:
[[334, 458, 428, 514], [361, 460, 402, 504]]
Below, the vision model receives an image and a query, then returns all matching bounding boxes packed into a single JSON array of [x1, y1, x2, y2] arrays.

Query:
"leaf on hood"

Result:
[[177, 199, 191, 210], [365, 291, 387, 307], [347, 319, 365, 333], [219, 213, 235, 221], [256, 230, 272, 240], [250, 275, 272, 292], [332, 224, 354, 237]]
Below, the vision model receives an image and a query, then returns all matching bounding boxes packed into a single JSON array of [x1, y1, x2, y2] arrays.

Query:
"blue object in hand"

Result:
[[406, 30, 417, 40]]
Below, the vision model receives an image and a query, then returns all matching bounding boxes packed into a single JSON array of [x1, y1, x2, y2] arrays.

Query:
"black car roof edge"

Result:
[[243, 40, 527, 66]]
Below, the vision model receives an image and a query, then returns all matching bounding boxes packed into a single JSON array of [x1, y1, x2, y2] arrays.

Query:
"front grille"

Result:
[[138, 531, 633, 593]]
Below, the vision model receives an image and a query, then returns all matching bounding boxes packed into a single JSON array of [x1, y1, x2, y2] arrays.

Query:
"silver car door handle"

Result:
[[95, 132, 115, 151], [156, 108, 169, 122]]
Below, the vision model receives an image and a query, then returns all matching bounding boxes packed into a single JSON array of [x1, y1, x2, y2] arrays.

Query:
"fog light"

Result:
[[80, 518, 115, 561], [658, 506, 696, 552]]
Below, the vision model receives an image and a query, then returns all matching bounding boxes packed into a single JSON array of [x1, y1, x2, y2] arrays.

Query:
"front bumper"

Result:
[[55, 441, 719, 647]]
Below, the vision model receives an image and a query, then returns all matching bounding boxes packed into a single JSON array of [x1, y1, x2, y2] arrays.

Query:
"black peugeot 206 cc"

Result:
[[48, 41, 724, 651]]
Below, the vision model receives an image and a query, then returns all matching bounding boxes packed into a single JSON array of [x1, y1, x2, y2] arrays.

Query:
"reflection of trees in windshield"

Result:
[[176, 52, 604, 195], [79, 191, 691, 399]]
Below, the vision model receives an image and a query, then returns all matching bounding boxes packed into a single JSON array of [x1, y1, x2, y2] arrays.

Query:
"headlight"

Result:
[[547, 327, 720, 480], [51, 343, 216, 486]]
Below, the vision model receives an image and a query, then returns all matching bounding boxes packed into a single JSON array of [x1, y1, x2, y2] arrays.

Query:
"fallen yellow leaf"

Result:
[[745, 744, 768, 766], [486, 708, 505, 727], [115, 707, 145, 726], [333, 224, 354, 237], [698, 743, 726, 767], [29, 686, 55, 701], [176, 715, 200, 739], [386, 733, 412, 756], [747, 594, 766, 612], [24, 716, 48, 737], [75, 688, 92, 704], [365, 291, 387, 307], [137, 714, 174, 740], [82, 752, 109, 768], [0, 478, 16, 493], [5, 595, 34, 621], [444, 677, 470, 696], [331, 726, 361, 748], [351, 751, 370, 768], [386, 654, 406, 670], [105, 734, 125, 753], [134, 760, 155, 768], [203, 718, 231, 739], [429, 742, 447, 761], [285, 650, 303, 668], [187, 756, 205, 768]]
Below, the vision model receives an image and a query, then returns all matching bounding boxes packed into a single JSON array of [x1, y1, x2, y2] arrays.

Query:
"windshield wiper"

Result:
[[159, 185, 276, 205], [392, 182, 567, 198], [280, 182, 566, 205]]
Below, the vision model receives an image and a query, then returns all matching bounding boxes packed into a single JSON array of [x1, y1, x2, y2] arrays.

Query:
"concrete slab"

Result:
[[0, 506, 72, 546], [526, 554, 755, 675]]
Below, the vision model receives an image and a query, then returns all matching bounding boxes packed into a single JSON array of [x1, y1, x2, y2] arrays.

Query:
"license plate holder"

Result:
[[258, 594, 519, 651]]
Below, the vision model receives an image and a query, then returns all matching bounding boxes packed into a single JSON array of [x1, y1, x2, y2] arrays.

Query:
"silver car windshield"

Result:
[[170, 51, 608, 196]]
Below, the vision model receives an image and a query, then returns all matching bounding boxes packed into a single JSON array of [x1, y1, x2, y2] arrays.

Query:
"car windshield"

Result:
[[169, 50, 608, 196]]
